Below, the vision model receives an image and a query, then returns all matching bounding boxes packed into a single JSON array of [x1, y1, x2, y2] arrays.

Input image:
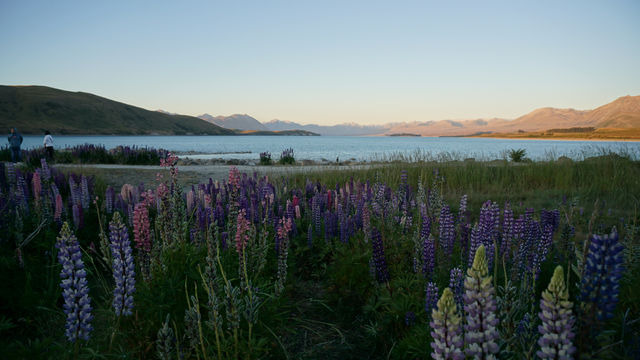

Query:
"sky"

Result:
[[1, 0, 639, 125]]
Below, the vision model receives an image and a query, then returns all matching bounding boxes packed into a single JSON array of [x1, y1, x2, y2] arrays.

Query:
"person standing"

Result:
[[43, 130, 54, 160], [8, 127, 23, 163]]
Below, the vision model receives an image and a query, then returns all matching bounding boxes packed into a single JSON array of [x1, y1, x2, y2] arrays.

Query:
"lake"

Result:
[[18, 135, 640, 162]]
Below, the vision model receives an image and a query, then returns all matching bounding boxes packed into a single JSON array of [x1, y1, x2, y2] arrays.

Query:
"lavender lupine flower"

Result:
[[440, 205, 455, 258], [448, 267, 464, 311], [531, 224, 554, 279], [458, 194, 468, 222], [371, 228, 390, 284], [501, 202, 514, 261], [464, 245, 499, 359], [425, 282, 439, 316], [307, 223, 313, 248], [56, 222, 93, 342], [580, 230, 624, 321], [105, 186, 115, 214], [430, 288, 464, 360], [537, 266, 576, 360], [109, 212, 136, 316], [467, 223, 481, 268]]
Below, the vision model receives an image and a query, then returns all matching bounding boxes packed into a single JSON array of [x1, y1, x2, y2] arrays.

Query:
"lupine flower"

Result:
[[425, 281, 439, 316], [228, 166, 241, 190], [500, 202, 514, 261], [405, 311, 416, 327], [307, 223, 313, 248], [235, 209, 250, 254], [109, 212, 136, 316], [458, 194, 468, 222], [448, 267, 464, 311], [54, 194, 63, 223], [56, 222, 93, 342], [580, 230, 624, 321], [81, 175, 90, 209], [537, 266, 576, 360], [72, 203, 83, 229], [422, 234, 435, 278], [440, 205, 455, 257], [464, 245, 499, 359], [275, 217, 293, 295], [362, 205, 371, 242], [133, 202, 151, 252], [32, 171, 41, 205], [468, 223, 481, 268], [371, 228, 390, 284], [430, 288, 464, 360], [531, 224, 554, 279]]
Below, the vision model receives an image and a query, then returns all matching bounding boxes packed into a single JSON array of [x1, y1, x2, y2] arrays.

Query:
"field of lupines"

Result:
[[0, 144, 169, 168], [1, 152, 640, 359]]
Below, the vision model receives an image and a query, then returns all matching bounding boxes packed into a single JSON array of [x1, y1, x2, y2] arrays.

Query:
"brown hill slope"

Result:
[[0, 85, 235, 135]]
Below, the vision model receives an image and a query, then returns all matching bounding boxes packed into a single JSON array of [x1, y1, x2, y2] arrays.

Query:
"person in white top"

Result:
[[43, 130, 54, 160]]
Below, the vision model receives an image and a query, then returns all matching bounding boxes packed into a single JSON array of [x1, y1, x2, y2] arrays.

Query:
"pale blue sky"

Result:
[[1, 0, 639, 125]]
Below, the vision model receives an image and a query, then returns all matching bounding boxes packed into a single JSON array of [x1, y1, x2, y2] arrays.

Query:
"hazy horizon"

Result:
[[1, 0, 639, 126]]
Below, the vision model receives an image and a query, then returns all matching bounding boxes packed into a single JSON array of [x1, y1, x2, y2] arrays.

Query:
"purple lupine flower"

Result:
[[467, 223, 481, 268], [458, 194, 468, 223], [72, 203, 82, 229], [440, 205, 455, 258], [531, 224, 554, 279], [464, 245, 499, 358], [56, 222, 93, 342], [501, 202, 514, 262], [422, 234, 435, 278], [540, 209, 560, 232], [405, 311, 416, 327], [448, 267, 464, 311], [109, 212, 136, 316], [580, 229, 624, 321], [371, 228, 390, 284], [105, 186, 115, 214], [537, 266, 576, 360], [430, 287, 464, 360], [478, 200, 499, 270], [81, 175, 90, 209], [307, 223, 313, 248], [425, 281, 439, 316]]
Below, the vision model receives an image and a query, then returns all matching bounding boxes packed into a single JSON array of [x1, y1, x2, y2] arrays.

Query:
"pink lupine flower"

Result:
[[235, 209, 250, 254], [133, 202, 151, 252], [32, 171, 41, 204], [228, 166, 241, 190]]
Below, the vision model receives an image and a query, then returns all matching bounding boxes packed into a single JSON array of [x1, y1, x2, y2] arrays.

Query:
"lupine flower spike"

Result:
[[109, 212, 136, 316], [537, 265, 576, 360], [430, 287, 464, 360], [56, 222, 93, 342], [464, 245, 499, 359]]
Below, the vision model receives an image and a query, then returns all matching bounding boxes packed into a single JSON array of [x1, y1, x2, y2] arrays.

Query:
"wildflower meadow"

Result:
[[1, 152, 639, 359]]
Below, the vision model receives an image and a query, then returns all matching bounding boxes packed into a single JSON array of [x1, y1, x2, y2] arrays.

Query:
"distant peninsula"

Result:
[[387, 133, 421, 137], [0, 85, 317, 136]]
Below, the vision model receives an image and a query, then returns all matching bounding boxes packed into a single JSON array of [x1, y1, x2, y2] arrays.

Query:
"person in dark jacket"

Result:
[[8, 127, 23, 163]]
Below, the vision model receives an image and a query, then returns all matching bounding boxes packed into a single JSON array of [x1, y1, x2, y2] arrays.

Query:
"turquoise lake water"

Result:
[[18, 135, 640, 162]]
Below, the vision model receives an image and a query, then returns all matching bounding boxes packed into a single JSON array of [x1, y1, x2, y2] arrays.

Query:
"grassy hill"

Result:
[[0, 85, 235, 135]]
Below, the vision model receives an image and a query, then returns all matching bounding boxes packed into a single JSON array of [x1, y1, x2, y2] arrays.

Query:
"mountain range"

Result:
[[202, 95, 640, 136], [2, 85, 638, 137]]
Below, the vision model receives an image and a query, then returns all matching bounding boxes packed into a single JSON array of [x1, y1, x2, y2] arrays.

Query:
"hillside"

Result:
[[199, 113, 268, 131], [383, 95, 640, 136], [0, 85, 234, 135]]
